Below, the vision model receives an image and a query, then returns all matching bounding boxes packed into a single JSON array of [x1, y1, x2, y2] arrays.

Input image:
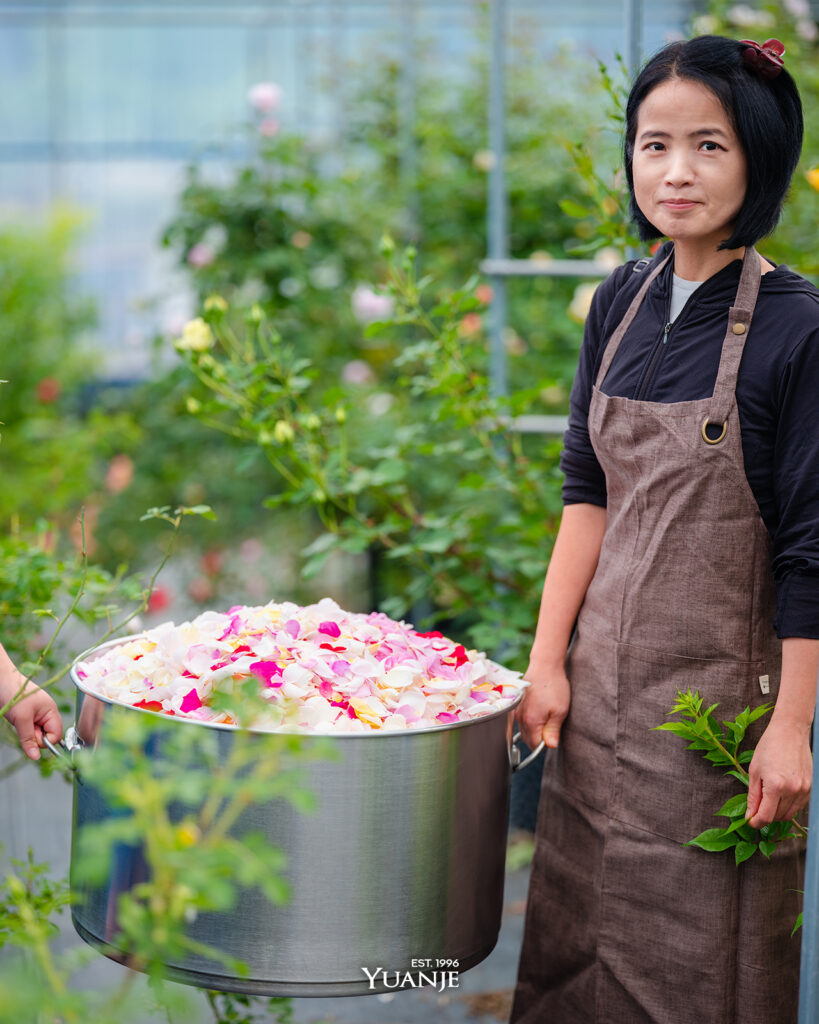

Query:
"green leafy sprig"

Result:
[[656, 689, 808, 867]]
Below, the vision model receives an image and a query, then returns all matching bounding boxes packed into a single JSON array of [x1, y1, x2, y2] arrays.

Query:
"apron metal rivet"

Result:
[[732, 322, 746, 335]]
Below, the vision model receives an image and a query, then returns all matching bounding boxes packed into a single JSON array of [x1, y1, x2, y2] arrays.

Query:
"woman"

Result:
[[512, 35, 817, 1024]]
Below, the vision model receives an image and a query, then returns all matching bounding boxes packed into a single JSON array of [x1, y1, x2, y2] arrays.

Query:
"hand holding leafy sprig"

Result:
[[656, 690, 808, 868]]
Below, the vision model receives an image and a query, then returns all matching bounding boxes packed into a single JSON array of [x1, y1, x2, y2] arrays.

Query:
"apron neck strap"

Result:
[[594, 252, 672, 390], [707, 246, 762, 427]]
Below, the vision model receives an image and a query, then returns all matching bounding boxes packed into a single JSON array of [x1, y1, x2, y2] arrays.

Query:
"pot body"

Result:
[[69, 684, 519, 996]]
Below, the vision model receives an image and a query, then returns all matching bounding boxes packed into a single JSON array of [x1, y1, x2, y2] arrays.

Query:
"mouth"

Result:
[[660, 199, 700, 210]]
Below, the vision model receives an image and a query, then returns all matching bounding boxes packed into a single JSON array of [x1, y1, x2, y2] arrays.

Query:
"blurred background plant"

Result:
[[0, 506, 321, 1024], [5, 0, 818, 641], [173, 243, 565, 666], [0, 712, 323, 1024]]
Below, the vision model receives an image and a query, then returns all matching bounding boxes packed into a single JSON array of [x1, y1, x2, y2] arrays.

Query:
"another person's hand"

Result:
[[746, 713, 812, 828], [1, 673, 63, 761], [517, 662, 571, 751]]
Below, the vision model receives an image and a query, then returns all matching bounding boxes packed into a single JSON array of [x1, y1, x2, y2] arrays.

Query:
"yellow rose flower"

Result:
[[273, 420, 295, 444], [568, 282, 599, 323], [175, 317, 214, 352]]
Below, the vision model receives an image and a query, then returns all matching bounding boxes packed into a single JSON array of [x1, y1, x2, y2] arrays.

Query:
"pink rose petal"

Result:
[[397, 703, 420, 723], [436, 711, 460, 724], [180, 688, 203, 712], [250, 660, 283, 687], [318, 621, 341, 638]]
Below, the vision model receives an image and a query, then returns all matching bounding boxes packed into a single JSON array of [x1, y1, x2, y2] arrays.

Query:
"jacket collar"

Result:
[[648, 240, 746, 303]]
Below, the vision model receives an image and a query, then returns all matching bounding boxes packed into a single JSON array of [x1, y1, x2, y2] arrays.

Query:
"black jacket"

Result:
[[561, 240, 819, 639]]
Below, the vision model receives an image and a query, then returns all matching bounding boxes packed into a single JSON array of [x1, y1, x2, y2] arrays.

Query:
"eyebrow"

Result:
[[639, 128, 730, 141]]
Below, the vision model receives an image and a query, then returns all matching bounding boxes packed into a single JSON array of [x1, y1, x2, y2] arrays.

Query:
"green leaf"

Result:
[[735, 841, 757, 865], [748, 703, 773, 724], [416, 529, 456, 553], [759, 841, 777, 859], [686, 828, 738, 852], [716, 793, 748, 819], [370, 459, 407, 485], [181, 504, 216, 520], [558, 199, 591, 219], [792, 912, 803, 936], [655, 721, 697, 739], [725, 817, 750, 835]]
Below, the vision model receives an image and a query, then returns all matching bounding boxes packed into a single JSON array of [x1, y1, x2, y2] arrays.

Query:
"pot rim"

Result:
[[70, 633, 525, 738]]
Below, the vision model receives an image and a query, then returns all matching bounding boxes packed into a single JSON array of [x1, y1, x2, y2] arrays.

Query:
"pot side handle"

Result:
[[42, 727, 84, 784], [510, 731, 545, 773]]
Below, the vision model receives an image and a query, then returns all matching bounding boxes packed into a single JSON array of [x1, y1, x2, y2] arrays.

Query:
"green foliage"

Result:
[[175, 247, 564, 664], [656, 689, 808, 867], [0, 520, 141, 673], [0, 506, 214, 769], [0, 505, 331, 1021], [0, 850, 70, 953], [161, 37, 613, 407], [0, 706, 320, 1022], [561, 54, 642, 259], [0, 207, 141, 531], [206, 992, 304, 1024], [90, 367, 275, 567], [73, 710, 322, 979]]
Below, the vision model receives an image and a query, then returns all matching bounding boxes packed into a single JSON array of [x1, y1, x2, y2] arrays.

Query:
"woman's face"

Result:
[[632, 77, 748, 253]]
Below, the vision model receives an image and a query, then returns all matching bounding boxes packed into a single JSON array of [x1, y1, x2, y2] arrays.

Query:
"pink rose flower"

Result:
[[351, 285, 394, 324], [248, 82, 283, 113]]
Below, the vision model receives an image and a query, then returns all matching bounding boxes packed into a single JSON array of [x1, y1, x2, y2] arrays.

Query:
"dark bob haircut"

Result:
[[624, 35, 803, 250]]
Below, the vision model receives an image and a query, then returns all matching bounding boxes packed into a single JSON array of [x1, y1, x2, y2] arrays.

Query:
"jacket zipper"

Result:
[[632, 268, 707, 401], [634, 321, 672, 401]]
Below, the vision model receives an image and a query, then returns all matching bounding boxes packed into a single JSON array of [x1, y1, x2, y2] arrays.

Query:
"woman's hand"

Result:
[[2, 674, 63, 761], [746, 712, 812, 828], [517, 664, 571, 751]]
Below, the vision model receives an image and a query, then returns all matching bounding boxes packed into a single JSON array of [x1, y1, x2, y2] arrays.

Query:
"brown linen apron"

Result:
[[511, 247, 805, 1024]]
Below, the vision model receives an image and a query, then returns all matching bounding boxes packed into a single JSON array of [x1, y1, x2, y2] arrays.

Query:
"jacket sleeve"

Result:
[[560, 265, 632, 507], [770, 326, 819, 639]]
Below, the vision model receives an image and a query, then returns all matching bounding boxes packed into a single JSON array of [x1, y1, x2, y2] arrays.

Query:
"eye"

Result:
[[700, 140, 724, 152], [642, 141, 665, 152]]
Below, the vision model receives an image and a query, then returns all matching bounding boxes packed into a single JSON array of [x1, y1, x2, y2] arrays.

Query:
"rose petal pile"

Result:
[[75, 598, 528, 733]]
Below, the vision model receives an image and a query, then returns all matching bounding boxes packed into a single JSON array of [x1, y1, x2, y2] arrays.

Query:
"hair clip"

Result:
[[739, 38, 785, 79]]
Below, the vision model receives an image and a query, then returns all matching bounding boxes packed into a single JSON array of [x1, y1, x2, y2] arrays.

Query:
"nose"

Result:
[[664, 149, 694, 188]]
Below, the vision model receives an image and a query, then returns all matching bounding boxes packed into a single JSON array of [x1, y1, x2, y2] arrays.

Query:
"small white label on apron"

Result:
[[759, 674, 770, 695]]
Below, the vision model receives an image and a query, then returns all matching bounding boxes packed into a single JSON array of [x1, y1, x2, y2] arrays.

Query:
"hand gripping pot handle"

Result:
[[510, 731, 545, 773]]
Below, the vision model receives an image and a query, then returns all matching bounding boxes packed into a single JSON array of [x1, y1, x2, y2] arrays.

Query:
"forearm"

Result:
[[746, 637, 817, 826], [0, 643, 27, 704], [773, 637, 819, 731], [529, 502, 607, 670]]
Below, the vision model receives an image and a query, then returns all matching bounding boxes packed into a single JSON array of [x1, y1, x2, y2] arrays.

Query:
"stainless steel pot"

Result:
[[58, 636, 542, 996]]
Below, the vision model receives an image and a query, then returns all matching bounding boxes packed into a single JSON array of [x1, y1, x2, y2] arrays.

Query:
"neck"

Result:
[[672, 241, 747, 282]]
